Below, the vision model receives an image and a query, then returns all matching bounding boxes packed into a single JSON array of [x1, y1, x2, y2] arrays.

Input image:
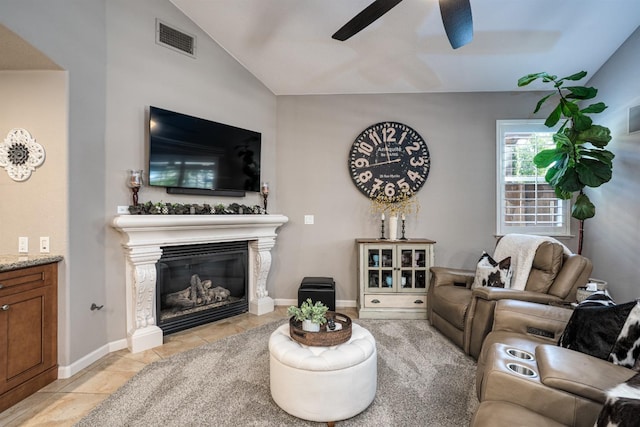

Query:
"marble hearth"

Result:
[[112, 214, 288, 353]]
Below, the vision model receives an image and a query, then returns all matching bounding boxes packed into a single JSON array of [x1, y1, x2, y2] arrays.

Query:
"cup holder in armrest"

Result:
[[506, 363, 537, 378], [505, 348, 535, 361]]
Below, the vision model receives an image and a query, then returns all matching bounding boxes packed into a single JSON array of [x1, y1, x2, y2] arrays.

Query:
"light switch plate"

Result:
[[304, 215, 314, 225], [18, 236, 28, 253], [40, 237, 50, 253]]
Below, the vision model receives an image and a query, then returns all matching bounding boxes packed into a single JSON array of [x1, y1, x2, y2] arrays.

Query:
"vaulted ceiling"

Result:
[[170, 0, 640, 95]]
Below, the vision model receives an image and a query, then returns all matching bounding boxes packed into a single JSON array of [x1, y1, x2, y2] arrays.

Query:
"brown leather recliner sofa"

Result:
[[427, 241, 592, 359], [471, 299, 637, 427]]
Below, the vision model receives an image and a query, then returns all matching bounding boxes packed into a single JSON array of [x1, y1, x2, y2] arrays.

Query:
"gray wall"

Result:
[[0, 0, 107, 365], [103, 0, 277, 346], [583, 26, 640, 302], [272, 92, 580, 302]]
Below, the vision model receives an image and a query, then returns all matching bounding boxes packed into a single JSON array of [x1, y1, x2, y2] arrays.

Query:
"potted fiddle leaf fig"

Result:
[[517, 71, 614, 254], [287, 298, 328, 332]]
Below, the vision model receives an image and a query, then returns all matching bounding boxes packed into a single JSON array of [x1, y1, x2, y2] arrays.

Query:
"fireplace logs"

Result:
[[164, 274, 231, 311]]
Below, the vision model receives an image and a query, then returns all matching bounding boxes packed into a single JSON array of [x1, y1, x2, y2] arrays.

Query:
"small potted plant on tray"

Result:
[[287, 298, 328, 332]]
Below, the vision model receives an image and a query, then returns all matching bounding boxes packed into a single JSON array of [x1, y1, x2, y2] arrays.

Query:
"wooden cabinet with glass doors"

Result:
[[356, 238, 435, 319]]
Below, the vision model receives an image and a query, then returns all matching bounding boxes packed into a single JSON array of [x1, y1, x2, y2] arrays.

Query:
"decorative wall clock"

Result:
[[0, 128, 45, 182], [348, 122, 430, 201]]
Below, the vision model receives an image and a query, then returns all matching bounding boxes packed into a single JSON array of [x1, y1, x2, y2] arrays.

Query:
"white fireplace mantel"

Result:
[[112, 214, 288, 353]]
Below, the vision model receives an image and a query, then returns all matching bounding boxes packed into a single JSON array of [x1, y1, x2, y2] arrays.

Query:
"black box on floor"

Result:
[[298, 276, 335, 311]]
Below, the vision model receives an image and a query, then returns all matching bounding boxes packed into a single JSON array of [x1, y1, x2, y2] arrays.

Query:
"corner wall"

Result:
[[584, 26, 640, 302]]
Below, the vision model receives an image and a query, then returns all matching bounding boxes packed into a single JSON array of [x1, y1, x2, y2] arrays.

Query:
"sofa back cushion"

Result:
[[524, 241, 564, 294]]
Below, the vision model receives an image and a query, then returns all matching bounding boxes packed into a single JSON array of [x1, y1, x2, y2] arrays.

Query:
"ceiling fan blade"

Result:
[[439, 0, 473, 49], [332, 0, 404, 41]]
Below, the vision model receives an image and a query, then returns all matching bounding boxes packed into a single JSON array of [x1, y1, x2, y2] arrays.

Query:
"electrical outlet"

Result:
[[40, 237, 50, 253], [18, 237, 28, 253], [117, 205, 130, 214]]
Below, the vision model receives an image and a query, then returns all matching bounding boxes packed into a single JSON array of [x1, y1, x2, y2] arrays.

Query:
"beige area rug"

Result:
[[76, 319, 479, 426]]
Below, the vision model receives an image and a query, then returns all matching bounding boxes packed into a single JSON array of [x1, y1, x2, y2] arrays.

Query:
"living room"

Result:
[[0, 0, 639, 424]]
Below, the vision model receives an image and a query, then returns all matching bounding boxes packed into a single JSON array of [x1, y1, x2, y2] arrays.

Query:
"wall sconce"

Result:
[[128, 170, 144, 206], [261, 182, 269, 213]]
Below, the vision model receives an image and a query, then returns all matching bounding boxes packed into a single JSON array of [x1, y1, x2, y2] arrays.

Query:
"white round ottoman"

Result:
[[269, 323, 377, 424]]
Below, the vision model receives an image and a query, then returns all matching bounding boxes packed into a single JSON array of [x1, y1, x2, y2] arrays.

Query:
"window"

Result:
[[496, 120, 570, 236]]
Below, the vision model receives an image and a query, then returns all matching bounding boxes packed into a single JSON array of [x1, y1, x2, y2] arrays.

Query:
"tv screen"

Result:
[[148, 106, 261, 195]]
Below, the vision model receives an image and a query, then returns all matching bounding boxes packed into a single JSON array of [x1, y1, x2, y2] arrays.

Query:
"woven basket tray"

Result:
[[289, 311, 352, 347]]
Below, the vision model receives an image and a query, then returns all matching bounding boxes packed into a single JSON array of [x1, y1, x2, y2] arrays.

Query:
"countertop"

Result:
[[0, 254, 64, 272]]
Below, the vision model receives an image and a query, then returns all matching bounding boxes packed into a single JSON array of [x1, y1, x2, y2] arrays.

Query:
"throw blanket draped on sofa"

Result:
[[493, 234, 571, 291]]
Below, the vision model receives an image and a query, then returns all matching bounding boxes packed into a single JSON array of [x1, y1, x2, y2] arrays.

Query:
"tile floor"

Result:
[[1, 306, 358, 426]]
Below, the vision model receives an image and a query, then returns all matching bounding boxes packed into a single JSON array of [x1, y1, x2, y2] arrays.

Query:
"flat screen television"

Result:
[[148, 106, 261, 197]]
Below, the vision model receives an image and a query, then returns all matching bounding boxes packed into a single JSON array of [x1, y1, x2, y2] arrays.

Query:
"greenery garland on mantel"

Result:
[[128, 201, 267, 215]]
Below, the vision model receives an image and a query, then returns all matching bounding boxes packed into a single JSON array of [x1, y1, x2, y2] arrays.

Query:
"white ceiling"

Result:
[[170, 0, 640, 95]]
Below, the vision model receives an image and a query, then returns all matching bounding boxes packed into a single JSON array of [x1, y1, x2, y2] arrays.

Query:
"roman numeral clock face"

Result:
[[348, 122, 430, 201]]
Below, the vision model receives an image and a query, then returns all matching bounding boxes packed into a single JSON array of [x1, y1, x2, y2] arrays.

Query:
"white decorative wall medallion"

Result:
[[0, 128, 46, 181]]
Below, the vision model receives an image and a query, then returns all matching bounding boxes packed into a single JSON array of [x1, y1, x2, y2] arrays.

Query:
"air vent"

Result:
[[156, 19, 196, 58]]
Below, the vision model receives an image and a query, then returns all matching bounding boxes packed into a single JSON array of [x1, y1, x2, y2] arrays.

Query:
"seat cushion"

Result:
[[431, 286, 472, 330], [472, 400, 566, 427]]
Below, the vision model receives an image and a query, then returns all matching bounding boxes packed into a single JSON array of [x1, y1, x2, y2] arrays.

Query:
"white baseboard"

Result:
[[274, 298, 356, 308], [58, 338, 128, 379], [58, 299, 357, 378]]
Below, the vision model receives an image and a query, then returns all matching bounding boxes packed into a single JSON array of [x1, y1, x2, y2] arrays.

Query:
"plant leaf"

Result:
[[561, 99, 580, 117], [580, 148, 615, 167], [577, 124, 612, 147], [556, 167, 582, 192], [560, 71, 588, 82], [518, 72, 548, 87], [545, 104, 563, 127], [572, 193, 595, 220], [533, 149, 560, 168], [572, 112, 593, 132], [565, 86, 597, 100], [581, 102, 607, 114], [576, 159, 613, 187], [533, 93, 554, 114]]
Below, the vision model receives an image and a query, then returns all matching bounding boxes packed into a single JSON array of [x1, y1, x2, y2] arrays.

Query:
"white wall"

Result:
[[583, 26, 640, 302], [273, 92, 580, 302]]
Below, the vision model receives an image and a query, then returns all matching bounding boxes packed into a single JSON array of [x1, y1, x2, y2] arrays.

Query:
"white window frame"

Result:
[[496, 120, 570, 236]]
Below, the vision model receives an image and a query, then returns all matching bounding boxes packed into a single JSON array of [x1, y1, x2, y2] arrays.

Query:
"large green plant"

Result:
[[518, 71, 614, 253]]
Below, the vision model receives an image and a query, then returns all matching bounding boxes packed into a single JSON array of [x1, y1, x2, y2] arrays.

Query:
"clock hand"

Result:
[[359, 159, 402, 168]]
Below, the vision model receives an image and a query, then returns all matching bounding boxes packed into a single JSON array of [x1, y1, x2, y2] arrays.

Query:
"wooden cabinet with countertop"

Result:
[[0, 258, 60, 412]]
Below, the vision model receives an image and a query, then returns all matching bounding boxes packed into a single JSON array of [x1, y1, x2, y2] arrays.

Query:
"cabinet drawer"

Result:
[[0, 265, 49, 296], [364, 293, 427, 308]]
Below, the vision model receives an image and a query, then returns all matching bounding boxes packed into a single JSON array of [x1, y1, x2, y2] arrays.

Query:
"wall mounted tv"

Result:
[[148, 106, 261, 197]]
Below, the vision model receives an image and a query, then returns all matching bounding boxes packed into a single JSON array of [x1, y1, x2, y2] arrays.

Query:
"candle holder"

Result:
[[399, 217, 408, 240], [128, 170, 143, 206], [261, 182, 269, 213], [379, 218, 387, 240]]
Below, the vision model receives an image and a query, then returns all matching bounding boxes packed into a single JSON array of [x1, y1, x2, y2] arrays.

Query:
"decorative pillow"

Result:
[[596, 373, 640, 427], [471, 251, 512, 289], [609, 302, 640, 370], [558, 300, 636, 360], [579, 290, 616, 307]]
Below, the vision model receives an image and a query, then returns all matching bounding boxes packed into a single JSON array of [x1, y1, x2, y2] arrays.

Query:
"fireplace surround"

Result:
[[112, 214, 288, 353]]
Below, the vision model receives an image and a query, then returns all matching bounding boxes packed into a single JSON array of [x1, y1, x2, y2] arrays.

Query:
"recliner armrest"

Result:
[[490, 299, 572, 342], [429, 267, 475, 289], [536, 344, 636, 403], [472, 287, 564, 304]]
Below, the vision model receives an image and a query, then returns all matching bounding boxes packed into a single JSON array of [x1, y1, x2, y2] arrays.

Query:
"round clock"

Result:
[[348, 122, 430, 201]]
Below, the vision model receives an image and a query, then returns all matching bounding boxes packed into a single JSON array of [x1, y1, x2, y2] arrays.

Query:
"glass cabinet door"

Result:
[[397, 246, 429, 292], [366, 247, 394, 291]]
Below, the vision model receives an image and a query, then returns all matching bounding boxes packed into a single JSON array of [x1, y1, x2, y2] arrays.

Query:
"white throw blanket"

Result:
[[493, 234, 571, 291]]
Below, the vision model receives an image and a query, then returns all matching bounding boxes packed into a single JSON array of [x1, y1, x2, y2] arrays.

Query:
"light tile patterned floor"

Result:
[[0, 307, 357, 426]]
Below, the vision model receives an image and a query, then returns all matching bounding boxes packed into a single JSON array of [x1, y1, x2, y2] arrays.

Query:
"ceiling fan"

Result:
[[332, 0, 473, 49]]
